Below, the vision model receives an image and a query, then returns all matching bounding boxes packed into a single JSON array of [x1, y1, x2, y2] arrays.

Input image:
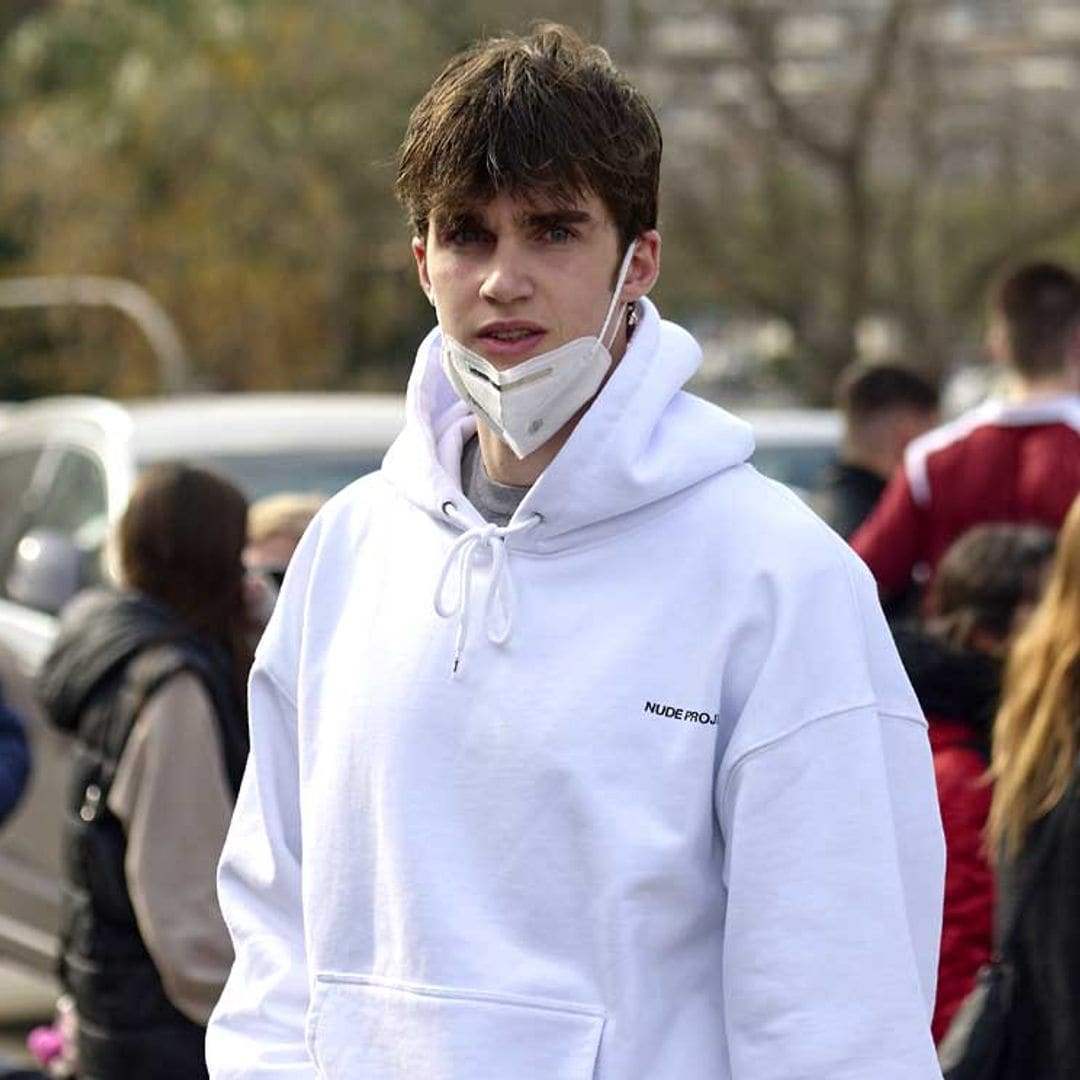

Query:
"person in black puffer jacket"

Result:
[[38, 464, 252, 1080]]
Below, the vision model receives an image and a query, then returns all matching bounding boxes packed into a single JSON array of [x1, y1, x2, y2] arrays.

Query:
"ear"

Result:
[[620, 230, 661, 303], [412, 235, 435, 305]]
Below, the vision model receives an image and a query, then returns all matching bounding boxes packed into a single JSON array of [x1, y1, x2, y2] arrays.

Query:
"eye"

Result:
[[448, 227, 484, 246], [543, 225, 574, 243]]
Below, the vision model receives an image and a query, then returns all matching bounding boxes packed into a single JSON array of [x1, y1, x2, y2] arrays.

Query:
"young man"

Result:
[[207, 25, 945, 1079], [816, 362, 939, 540], [853, 261, 1080, 603]]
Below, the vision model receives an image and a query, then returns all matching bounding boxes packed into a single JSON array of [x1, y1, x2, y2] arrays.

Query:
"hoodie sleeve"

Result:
[[206, 660, 313, 1078], [715, 548, 945, 1080]]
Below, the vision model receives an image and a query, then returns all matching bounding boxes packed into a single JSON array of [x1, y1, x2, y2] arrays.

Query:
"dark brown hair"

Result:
[[990, 261, 1080, 377], [396, 23, 662, 250], [929, 523, 1056, 647], [119, 463, 252, 691], [835, 363, 938, 424]]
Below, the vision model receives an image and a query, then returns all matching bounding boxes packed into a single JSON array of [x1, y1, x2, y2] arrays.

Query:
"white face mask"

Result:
[[439, 243, 637, 459]]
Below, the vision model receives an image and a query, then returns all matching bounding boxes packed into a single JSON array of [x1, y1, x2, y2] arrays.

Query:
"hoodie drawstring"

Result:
[[433, 507, 541, 676]]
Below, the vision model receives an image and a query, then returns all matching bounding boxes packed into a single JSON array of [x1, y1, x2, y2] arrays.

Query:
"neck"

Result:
[[840, 443, 893, 482], [1010, 371, 1079, 402], [476, 411, 578, 486]]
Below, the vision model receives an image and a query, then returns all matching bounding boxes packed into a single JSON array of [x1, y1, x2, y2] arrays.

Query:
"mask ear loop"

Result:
[[597, 242, 638, 352]]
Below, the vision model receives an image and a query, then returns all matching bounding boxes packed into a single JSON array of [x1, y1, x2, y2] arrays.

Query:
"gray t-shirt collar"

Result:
[[460, 434, 530, 527]]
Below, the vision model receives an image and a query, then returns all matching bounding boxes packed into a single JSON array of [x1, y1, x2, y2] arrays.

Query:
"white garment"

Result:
[[207, 299, 945, 1080]]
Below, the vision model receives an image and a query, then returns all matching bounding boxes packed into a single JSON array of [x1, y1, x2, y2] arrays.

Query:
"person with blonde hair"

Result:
[[977, 493, 1080, 1077], [244, 492, 325, 587]]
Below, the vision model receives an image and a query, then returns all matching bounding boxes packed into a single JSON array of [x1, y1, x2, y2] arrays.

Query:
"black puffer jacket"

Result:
[[994, 759, 1080, 1080], [40, 589, 247, 790], [39, 589, 247, 1080], [892, 621, 1001, 750]]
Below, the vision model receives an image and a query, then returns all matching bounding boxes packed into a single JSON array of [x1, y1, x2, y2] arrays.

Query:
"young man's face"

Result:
[[413, 190, 659, 370]]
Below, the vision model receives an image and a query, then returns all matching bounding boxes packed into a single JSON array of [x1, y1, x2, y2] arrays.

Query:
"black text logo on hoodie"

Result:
[[643, 700, 718, 726]]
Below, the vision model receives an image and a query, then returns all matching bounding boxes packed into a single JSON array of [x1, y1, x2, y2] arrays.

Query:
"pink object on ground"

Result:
[[27, 1023, 64, 1064]]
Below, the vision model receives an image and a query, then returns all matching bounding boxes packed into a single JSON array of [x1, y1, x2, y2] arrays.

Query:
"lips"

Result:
[[475, 322, 546, 360], [486, 329, 534, 341]]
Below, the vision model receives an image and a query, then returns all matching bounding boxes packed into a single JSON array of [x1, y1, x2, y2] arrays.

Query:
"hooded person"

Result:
[[207, 25, 946, 1080]]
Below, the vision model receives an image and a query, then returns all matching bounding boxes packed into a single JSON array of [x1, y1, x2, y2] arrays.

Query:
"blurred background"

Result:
[[2, 0, 1080, 408]]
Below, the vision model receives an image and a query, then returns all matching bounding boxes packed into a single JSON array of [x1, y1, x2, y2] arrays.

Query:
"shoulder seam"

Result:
[[718, 703, 924, 822]]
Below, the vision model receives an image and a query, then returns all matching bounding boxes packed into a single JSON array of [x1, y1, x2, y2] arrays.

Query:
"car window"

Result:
[[31, 448, 110, 551], [0, 447, 41, 519], [751, 443, 833, 494], [0, 447, 45, 588], [1, 447, 110, 601]]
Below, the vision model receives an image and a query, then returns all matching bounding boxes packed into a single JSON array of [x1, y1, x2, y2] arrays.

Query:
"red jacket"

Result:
[[852, 395, 1080, 599], [928, 716, 994, 1042]]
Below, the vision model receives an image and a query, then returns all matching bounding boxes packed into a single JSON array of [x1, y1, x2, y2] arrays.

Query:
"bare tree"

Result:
[[657, 0, 1080, 403], [720, 0, 920, 399]]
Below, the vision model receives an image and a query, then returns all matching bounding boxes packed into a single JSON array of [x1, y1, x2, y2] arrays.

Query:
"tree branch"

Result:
[[849, 0, 918, 154], [724, 0, 847, 170]]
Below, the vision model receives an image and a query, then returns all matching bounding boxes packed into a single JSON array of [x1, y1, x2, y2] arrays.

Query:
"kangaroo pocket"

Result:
[[307, 973, 605, 1080]]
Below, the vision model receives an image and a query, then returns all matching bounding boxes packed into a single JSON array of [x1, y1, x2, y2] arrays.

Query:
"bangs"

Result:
[[396, 25, 660, 246]]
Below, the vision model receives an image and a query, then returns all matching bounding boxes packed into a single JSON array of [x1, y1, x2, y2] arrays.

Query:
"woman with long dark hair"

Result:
[[38, 464, 252, 1080], [985, 493, 1080, 1078]]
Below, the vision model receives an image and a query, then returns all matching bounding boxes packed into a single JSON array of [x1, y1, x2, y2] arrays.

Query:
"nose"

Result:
[[479, 242, 533, 305]]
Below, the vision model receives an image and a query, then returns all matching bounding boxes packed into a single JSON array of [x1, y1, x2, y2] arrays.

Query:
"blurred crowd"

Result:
[[816, 260, 1080, 1075], [0, 259, 1079, 1078]]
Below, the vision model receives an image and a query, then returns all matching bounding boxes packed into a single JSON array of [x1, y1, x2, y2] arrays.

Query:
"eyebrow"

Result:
[[520, 209, 595, 229], [438, 210, 483, 233], [435, 206, 597, 234]]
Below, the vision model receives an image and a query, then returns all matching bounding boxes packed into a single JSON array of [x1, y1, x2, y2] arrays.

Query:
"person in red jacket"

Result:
[[893, 522, 1055, 1042], [853, 262, 1080, 604]]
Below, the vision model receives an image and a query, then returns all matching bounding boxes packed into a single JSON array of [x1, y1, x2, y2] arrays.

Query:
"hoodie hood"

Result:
[[381, 299, 755, 548], [40, 588, 197, 733]]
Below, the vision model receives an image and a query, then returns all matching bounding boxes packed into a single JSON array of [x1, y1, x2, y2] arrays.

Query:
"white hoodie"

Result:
[[208, 300, 945, 1080]]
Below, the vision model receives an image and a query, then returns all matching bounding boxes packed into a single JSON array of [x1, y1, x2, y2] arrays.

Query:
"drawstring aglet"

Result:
[[450, 620, 467, 678]]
